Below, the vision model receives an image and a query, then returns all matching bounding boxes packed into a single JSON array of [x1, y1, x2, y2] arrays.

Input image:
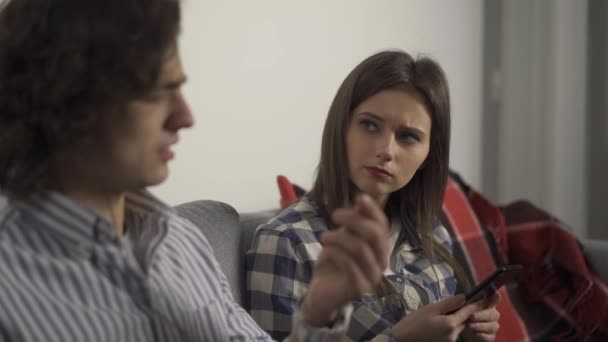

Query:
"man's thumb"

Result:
[[425, 294, 466, 315]]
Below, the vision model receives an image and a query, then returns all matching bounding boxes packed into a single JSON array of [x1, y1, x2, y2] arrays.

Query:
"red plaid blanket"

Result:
[[443, 173, 608, 341]]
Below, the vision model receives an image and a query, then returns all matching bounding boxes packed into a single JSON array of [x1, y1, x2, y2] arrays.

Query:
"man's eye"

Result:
[[144, 91, 165, 102]]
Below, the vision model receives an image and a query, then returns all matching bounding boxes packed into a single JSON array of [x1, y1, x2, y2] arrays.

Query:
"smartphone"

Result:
[[446, 264, 523, 314], [465, 264, 523, 303]]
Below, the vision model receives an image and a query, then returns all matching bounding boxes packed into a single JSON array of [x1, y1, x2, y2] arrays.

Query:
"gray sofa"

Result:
[[175, 200, 267, 304], [175, 199, 608, 307]]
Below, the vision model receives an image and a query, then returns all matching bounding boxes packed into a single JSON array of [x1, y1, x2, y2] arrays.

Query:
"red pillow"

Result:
[[276, 175, 306, 209], [277, 175, 298, 209], [441, 175, 528, 342]]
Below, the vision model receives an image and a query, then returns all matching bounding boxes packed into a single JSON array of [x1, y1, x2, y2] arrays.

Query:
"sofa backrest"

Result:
[[174, 200, 244, 304], [175, 200, 277, 306]]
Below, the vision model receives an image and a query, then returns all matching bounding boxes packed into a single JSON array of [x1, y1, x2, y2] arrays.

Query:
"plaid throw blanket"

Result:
[[443, 173, 608, 341]]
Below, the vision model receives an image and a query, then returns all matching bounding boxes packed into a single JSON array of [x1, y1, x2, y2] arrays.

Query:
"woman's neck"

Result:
[[374, 194, 389, 209]]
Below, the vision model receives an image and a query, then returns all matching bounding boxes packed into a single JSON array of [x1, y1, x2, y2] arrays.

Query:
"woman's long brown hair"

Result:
[[310, 50, 470, 306]]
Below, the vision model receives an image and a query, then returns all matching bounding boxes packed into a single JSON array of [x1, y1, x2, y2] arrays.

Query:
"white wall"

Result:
[[152, 0, 484, 212], [551, 1, 588, 233], [498, 0, 588, 234]]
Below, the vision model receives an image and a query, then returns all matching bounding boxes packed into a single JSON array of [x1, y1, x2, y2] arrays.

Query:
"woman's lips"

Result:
[[365, 166, 392, 179]]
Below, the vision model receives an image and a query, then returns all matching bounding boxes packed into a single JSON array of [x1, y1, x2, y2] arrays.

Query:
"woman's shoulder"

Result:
[[254, 196, 330, 241], [432, 221, 452, 248]]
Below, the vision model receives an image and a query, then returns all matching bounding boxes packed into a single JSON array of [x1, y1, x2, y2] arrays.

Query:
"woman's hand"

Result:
[[301, 194, 390, 327], [391, 295, 465, 342], [392, 293, 499, 342], [461, 292, 501, 342]]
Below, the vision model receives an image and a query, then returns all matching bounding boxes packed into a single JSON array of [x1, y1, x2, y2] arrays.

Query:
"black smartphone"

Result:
[[446, 264, 523, 314], [465, 264, 523, 303]]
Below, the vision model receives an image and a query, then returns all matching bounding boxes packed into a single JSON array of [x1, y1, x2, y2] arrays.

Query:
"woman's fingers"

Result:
[[353, 194, 389, 228], [322, 229, 383, 285], [331, 197, 389, 269], [448, 299, 485, 325], [469, 307, 500, 323], [483, 291, 501, 308], [467, 321, 500, 334], [320, 238, 377, 294]]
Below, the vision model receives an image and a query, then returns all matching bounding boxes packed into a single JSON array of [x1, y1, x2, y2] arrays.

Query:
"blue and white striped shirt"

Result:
[[0, 191, 348, 341]]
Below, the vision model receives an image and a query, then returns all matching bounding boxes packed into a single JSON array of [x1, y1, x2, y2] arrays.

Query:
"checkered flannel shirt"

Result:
[[246, 195, 458, 341]]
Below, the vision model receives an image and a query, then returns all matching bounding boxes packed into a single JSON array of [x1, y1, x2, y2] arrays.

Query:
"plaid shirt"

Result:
[[246, 195, 457, 341]]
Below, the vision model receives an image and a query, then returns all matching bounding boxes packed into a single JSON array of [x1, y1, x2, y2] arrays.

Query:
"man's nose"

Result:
[[165, 91, 194, 131]]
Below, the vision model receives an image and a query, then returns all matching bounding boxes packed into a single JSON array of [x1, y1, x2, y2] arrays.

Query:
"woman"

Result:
[[246, 50, 500, 341]]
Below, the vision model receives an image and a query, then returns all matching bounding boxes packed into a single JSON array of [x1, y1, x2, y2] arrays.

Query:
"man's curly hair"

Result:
[[0, 0, 181, 199]]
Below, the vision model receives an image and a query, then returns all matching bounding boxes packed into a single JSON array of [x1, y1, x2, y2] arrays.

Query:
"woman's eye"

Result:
[[398, 132, 420, 144], [360, 119, 378, 132]]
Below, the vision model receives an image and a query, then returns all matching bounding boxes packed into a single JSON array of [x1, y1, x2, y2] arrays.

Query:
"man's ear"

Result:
[[45, 114, 96, 147], [66, 108, 109, 141]]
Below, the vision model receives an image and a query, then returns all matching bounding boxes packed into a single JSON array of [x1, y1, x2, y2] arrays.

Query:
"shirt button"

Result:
[[395, 276, 403, 283]]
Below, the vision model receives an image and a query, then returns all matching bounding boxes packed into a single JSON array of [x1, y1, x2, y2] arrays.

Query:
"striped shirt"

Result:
[[0, 191, 349, 341], [246, 195, 457, 341]]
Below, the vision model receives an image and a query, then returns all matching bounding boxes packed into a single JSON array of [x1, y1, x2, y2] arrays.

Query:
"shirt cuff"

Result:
[[291, 303, 353, 342]]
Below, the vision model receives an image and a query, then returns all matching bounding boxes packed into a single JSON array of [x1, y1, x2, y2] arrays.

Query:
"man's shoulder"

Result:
[[165, 214, 214, 249], [0, 203, 25, 240], [0, 199, 16, 222]]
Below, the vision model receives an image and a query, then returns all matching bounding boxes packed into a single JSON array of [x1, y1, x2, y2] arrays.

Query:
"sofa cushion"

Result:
[[441, 177, 528, 342]]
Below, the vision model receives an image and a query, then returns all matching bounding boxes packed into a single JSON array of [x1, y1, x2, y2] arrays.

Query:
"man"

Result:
[[0, 0, 390, 340]]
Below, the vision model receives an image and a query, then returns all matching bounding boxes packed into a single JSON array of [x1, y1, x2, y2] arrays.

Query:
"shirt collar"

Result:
[[389, 207, 421, 252], [14, 189, 175, 254]]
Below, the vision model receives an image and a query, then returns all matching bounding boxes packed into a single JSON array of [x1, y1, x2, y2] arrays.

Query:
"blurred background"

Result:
[[154, 0, 605, 240], [160, 0, 486, 215], [0, 0, 604, 240]]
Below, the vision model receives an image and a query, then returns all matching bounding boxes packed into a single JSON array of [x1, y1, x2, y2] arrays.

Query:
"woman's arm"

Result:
[[246, 226, 310, 340], [248, 195, 392, 341]]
